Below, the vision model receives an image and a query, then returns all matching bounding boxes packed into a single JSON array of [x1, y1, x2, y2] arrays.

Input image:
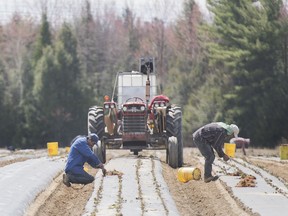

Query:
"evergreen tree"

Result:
[[206, 0, 287, 147], [33, 13, 51, 63], [54, 23, 90, 142], [32, 23, 89, 147], [0, 60, 11, 147], [0, 15, 37, 148], [166, 0, 213, 142], [19, 13, 53, 148], [15, 55, 35, 148]]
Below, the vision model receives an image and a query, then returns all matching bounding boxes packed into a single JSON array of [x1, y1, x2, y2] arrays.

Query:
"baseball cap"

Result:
[[89, 133, 99, 144]]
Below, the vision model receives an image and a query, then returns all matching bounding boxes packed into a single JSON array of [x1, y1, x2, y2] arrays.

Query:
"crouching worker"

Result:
[[230, 137, 250, 156], [63, 133, 106, 187], [193, 122, 239, 183]]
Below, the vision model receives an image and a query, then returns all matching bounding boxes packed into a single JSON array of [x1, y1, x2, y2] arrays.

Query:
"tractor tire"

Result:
[[168, 136, 178, 169], [92, 140, 106, 163], [88, 106, 106, 163], [166, 106, 183, 167], [88, 106, 105, 139]]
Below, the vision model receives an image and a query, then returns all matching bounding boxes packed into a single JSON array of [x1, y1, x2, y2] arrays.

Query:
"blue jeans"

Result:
[[193, 136, 215, 178], [66, 171, 95, 185]]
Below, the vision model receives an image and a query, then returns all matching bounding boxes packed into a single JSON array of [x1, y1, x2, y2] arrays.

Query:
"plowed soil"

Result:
[[24, 147, 287, 216]]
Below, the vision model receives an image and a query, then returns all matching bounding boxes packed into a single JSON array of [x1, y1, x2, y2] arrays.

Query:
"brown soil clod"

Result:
[[236, 174, 257, 187], [228, 171, 243, 176], [227, 171, 257, 187], [106, 169, 124, 177]]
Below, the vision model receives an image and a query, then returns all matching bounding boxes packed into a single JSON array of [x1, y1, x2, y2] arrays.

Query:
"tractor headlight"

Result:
[[123, 106, 127, 111], [110, 104, 115, 108], [104, 104, 109, 109], [160, 102, 165, 107], [154, 103, 159, 108], [140, 106, 145, 111]]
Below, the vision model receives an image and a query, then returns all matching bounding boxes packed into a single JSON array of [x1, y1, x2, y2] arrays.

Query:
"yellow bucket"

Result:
[[224, 143, 236, 157], [65, 146, 70, 153], [177, 167, 201, 183], [280, 144, 288, 160], [47, 142, 58, 156]]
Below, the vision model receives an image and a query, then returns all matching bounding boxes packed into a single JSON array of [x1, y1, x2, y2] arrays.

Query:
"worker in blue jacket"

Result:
[[63, 133, 106, 187]]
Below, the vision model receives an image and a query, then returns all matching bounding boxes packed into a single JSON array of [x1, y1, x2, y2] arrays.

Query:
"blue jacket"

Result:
[[65, 136, 101, 175]]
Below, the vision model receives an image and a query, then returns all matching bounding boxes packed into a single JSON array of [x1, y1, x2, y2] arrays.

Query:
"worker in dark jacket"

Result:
[[63, 133, 106, 187], [193, 122, 239, 183]]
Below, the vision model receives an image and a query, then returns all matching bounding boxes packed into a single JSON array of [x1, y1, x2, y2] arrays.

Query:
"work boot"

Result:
[[204, 175, 219, 183], [63, 173, 71, 187]]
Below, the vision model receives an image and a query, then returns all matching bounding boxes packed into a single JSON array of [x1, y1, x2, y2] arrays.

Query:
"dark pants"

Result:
[[66, 171, 95, 185], [193, 136, 215, 178]]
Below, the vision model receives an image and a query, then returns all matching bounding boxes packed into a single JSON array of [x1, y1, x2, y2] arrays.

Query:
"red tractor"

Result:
[[88, 58, 183, 168]]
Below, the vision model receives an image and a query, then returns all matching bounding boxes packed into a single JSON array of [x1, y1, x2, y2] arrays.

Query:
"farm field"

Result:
[[0, 146, 287, 216]]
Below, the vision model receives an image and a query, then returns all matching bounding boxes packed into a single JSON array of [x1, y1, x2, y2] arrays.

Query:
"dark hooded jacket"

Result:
[[193, 123, 229, 157]]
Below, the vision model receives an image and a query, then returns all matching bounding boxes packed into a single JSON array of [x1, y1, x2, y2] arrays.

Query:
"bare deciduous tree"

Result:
[[1, 13, 36, 103]]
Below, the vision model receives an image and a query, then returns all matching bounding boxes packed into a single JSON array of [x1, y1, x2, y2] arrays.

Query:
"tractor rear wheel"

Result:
[[166, 106, 183, 167], [88, 106, 105, 139], [88, 106, 106, 163]]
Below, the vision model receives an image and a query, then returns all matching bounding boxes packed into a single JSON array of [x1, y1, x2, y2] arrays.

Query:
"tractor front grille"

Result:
[[123, 114, 146, 133]]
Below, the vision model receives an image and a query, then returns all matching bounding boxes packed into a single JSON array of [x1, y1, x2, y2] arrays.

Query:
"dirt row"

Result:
[[2, 147, 288, 216], [83, 156, 179, 215], [26, 149, 253, 216]]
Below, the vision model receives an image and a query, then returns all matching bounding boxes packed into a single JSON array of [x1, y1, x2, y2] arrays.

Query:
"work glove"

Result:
[[223, 154, 230, 162], [98, 163, 106, 176], [102, 167, 107, 177]]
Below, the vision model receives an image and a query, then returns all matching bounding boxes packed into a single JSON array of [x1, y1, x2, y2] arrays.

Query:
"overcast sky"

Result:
[[0, 0, 209, 24], [0, 0, 184, 24]]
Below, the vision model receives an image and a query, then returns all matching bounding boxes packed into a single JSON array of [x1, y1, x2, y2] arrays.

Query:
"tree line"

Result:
[[0, 0, 287, 149]]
